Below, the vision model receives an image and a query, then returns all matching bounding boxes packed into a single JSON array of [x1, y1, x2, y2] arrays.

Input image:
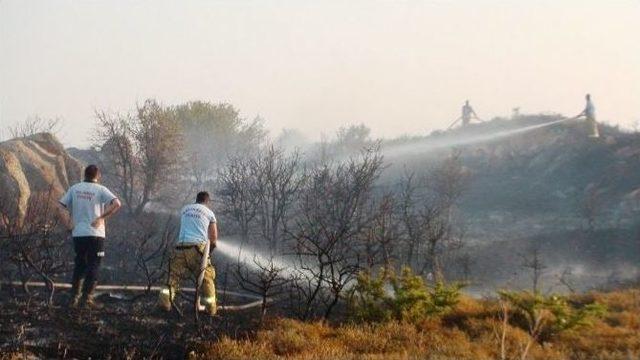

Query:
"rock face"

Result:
[[0, 133, 83, 227]]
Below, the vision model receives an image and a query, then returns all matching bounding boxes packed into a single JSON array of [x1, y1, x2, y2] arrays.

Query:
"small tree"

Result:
[[361, 194, 400, 272], [348, 267, 464, 324], [519, 244, 547, 294], [217, 146, 304, 252], [498, 290, 606, 360], [289, 148, 384, 319], [335, 124, 373, 155], [234, 257, 289, 321], [347, 270, 393, 323], [8, 116, 61, 138], [132, 214, 176, 294], [424, 150, 470, 279], [398, 151, 470, 280], [252, 146, 304, 253], [217, 155, 260, 244], [1, 187, 70, 305], [174, 101, 266, 186], [94, 99, 183, 215], [391, 267, 463, 321]]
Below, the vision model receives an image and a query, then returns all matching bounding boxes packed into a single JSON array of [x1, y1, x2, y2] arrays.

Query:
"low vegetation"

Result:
[[348, 267, 464, 323], [193, 288, 638, 360]]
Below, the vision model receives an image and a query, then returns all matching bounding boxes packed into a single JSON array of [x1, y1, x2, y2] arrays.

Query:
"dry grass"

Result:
[[192, 289, 640, 360], [556, 289, 640, 360]]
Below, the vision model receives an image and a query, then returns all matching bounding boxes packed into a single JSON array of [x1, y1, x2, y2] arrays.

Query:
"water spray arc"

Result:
[[215, 238, 298, 278], [216, 239, 365, 294], [383, 117, 572, 159]]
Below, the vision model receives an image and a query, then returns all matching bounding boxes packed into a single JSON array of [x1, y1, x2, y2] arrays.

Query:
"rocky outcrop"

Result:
[[0, 133, 83, 227]]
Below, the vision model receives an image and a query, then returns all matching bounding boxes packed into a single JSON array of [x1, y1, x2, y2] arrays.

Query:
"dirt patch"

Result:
[[0, 288, 262, 359]]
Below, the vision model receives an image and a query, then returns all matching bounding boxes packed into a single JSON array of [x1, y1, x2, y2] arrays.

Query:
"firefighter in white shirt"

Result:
[[461, 100, 479, 126], [159, 191, 218, 315], [576, 93, 600, 138]]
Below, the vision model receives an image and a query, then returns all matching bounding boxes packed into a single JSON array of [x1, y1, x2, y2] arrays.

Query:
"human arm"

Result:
[[91, 198, 122, 228], [101, 198, 122, 220], [58, 190, 74, 231], [57, 203, 74, 232], [208, 222, 218, 249]]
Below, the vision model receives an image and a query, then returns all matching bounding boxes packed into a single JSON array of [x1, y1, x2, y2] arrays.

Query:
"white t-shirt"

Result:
[[59, 181, 118, 238], [178, 203, 216, 245], [462, 104, 474, 117], [585, 100, 596, 119]]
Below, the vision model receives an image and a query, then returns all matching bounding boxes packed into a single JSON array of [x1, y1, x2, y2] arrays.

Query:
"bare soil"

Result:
[[0, 287, 262, 359]]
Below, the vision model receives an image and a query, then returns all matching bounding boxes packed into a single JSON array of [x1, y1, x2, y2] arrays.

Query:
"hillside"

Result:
[[63, 116, 640, 291], [383, 115, 640, 217], [381, 115, 640, 291]]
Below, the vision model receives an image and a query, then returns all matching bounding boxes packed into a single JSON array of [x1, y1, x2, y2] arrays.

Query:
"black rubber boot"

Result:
[[68, 279, 84, 308], [81, 281, 102, 309]]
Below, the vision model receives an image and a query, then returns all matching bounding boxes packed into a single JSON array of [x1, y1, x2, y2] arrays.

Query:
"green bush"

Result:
[[498, 290, 606, 341], [348, 271, 394, 322], [348, 267, 464, 323]]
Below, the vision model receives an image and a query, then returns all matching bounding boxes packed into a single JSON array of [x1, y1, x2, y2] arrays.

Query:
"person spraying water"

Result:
[[575, 93, 600, 138], [448, 100, 483, 129], [158, 191, 218, 315], [387, 94, 603, 159]]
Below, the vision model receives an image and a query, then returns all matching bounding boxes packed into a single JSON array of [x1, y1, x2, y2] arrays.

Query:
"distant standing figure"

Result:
[[159, 191, 218, 315], [577, 94, 600, 138], [461, 100, 479, 126], [59, 164, 121, 308]]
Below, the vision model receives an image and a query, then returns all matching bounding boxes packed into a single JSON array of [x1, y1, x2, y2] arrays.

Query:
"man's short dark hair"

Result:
[[196, 191, 210, 204], [84, 165, 100, 181]]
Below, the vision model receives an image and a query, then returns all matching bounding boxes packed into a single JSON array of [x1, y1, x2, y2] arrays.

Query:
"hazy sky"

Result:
[[1, 0, 639, 147]]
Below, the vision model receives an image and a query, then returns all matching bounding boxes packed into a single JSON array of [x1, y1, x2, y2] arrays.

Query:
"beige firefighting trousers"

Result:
[[158, 242, 216, 314]]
